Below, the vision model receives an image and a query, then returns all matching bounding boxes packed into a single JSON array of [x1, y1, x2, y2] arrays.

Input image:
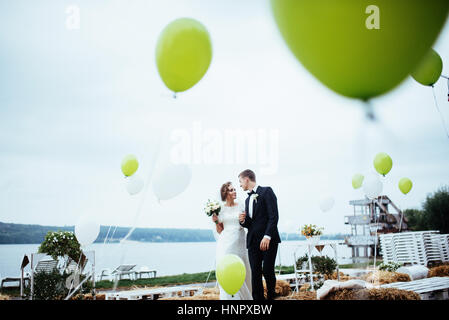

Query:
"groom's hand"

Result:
[[239, 212, 246, 223], [260, 238, 270, 251]]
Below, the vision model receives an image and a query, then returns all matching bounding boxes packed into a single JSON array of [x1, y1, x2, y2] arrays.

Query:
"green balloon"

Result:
[[352, 173, 364, 189], [411, 49, 443, 86], [270, 0, 449, 100], [398, 177, 413, 195], [373, 152, 392, 176], [121, 155, 139, 177], [216, 254, 246, 296], [156, 18, 212, 93]]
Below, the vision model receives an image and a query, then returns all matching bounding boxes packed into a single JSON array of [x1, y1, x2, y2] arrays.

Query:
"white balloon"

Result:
[[126, 175, 144, 195], [75, 217, 100, 247], [319, 196, 335, 212], [363, 174, 383, 199], [152, 164, 192, 201]]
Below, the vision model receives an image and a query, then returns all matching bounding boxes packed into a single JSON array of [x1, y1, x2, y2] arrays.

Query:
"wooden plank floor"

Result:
[[381, 277, 449, 299]]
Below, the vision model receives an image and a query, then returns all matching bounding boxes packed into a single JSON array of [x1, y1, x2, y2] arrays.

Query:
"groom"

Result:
[[238, 169, 281, 300]]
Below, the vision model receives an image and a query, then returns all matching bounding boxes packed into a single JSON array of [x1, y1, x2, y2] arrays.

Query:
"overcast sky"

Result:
[[0, 0, 448, 235]]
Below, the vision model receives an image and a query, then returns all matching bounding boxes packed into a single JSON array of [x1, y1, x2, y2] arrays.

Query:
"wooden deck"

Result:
[[381, 277, 449, 300], [104, 286, 201, 300]]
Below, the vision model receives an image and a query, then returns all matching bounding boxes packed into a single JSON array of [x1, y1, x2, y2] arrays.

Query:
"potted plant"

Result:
[[300, 224, 323, 245]]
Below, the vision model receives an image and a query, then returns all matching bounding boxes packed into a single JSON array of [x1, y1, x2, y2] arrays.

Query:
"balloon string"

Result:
[[109, 225, 118, 243], [372, 196, 380, 286], [99, 225, 112, 261], [363, 100, 376, 122], [431, 86, 449, 140], [113, 129, 166, 291]]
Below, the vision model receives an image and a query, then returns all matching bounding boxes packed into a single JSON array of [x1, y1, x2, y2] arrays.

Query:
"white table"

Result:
[[291, 240, 345, 292]]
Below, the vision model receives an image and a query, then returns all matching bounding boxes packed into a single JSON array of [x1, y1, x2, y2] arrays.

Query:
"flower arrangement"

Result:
[[378, 262, 403, 272], [300, 224, 324, 238], [38, 231, 83, 265], [204, 199, 221, 224]]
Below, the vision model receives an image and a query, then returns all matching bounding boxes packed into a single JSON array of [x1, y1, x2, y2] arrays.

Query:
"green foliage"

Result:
[[296, 255, 337, 276], [38, 231, 82, 263], [313, 280, 324, 290], [378, 262, 402, 272], [405, 186, 449, 234], [24, 269, 67, 300], [404, 209, 426, 231], [24, 270, 93, 300], [423, 186, 449, 234], [95, 271, 216, 290]]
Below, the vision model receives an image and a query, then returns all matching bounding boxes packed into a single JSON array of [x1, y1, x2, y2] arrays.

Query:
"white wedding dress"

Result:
[[213, 202, 253, 300]]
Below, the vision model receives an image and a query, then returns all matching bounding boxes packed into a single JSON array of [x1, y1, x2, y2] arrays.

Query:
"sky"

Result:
[[0, 0, 448, 235]]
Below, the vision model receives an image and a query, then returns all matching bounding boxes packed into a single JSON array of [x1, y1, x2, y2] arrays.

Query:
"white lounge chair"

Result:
[[111, 264, 137, 281], [134, 266, 157, 279], [98, 268, 112, 281], [35, 259, 59, 273]]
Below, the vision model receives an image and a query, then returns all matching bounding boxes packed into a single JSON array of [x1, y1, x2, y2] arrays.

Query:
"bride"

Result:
[[211, 182, 252, 300]]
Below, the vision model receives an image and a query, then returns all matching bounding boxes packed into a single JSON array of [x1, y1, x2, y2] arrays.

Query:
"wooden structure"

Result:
[[381, 277, 449, 300], [104, 286, 200, 300], [292, 240, 345, 292], [344, 195, 408, 260]]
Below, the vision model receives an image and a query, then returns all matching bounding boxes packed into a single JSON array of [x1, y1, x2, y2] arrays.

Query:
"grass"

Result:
[[95, 271, 217, 290], [0, 287, 20, 297]]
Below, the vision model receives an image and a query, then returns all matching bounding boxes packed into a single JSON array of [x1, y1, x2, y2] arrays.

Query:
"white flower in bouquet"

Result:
[[204, 199, 221, 224]]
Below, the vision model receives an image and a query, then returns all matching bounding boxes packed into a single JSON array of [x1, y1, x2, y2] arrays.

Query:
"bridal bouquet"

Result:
[[204, 199, 221, 224]]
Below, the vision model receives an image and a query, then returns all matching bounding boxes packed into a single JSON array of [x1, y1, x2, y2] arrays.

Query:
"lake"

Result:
[[0, 240, 355, 280]]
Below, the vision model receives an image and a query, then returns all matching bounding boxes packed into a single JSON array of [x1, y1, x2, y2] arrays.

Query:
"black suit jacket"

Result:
[[240, 186, 281, 249]]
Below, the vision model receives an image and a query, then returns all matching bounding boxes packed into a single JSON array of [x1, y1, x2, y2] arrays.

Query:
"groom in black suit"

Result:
[[238, 169, 281, 300]]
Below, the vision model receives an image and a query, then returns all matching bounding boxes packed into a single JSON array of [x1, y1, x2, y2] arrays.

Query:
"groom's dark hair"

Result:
[[238, 169, 256, 182]]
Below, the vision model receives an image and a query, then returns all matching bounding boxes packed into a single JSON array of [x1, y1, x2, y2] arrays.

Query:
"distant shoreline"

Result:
[[0, 221, 348, 245]]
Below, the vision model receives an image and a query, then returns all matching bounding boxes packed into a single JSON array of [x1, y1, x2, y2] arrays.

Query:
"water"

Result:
[[0, 241, 354, 281]]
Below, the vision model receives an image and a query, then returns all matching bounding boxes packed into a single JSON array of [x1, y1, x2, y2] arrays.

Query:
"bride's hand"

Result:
[[239, 212, 246, 223]]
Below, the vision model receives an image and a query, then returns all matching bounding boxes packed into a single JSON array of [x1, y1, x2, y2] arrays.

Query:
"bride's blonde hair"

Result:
[[220, 182, 232, 201]]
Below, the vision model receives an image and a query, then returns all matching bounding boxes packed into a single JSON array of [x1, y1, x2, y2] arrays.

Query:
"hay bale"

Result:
[[202, 288, 220, 295], [160, 294, 219, 300], [95, 294, 106, 300], [324, 288, 420, 300], [160, 287, 219, 300], [0, 294, 10, 300], [263, 279, 291, 297], [276, 291, 317, 300], [299, 283, 310, 292], [324, 271, 352, 281], [363, 270, 411, 285], [428, 265, 449, 278]]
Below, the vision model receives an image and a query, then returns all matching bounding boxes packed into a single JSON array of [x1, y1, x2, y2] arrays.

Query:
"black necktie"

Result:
[[248, 190, 255, 197]]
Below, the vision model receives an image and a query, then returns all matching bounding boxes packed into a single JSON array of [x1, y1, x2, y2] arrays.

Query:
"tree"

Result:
[[422, 186, 449, 234], [403, 209, 426, 231], [404, 186, 449, 233]]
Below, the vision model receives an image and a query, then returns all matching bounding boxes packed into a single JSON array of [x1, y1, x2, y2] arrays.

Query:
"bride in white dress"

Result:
[[211, 182, 252, 300]]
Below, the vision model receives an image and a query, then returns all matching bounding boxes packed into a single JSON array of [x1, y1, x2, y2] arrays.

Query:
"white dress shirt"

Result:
[[248, 184, 271, 241]]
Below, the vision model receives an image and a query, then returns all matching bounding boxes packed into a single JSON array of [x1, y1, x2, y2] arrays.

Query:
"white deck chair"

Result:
[[35, 259, 59, 273], [98, 268, 112, 281], [134, 266, 157, 279], [111, 264, 137, 281]]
